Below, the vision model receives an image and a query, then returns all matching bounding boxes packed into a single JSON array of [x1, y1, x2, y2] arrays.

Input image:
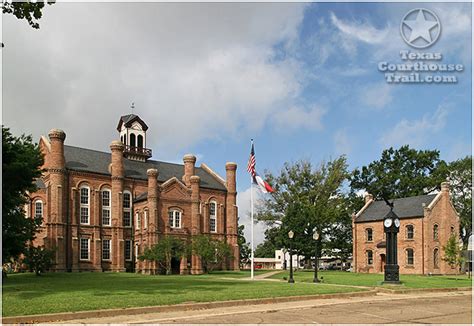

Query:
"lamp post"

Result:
[[288, 230, 295, 283], [383, 203, 401, 284], [313, 229, 320, 283], [282, 248, 287, 270]]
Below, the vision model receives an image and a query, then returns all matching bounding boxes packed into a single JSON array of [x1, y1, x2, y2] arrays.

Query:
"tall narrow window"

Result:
[[135, 244, 139, 258], [209, 201, 217, 233], [144, 210, 148, 229], [136, 212, 141, 230], [137, 135, 143, 148], [433, 224, 439, 240], [366, 228, 373, 242], [366, 250, 373, 265], [406, 248, 414, 265], [168, 210, 181, 228], [80, 238, 90, 260], [80, 186, 90, 224], [406, 225, 414, 239], [125, 240, 132, 261], [34, 200, 43, 220], [102, 189, 111, 226], [434, 248, 439, 268], [123, 191, 132, 227], [130, 133, 136, 147], [102, 239, 111, 260]]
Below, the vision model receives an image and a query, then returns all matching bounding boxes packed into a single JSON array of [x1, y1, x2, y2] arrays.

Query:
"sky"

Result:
[[2, 2, 472, 245]]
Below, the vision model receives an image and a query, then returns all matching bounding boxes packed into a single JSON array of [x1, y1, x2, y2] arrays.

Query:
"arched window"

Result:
[[168, 209, 182, 228], [406, 225, 414, 239], [34, 200, 43, 220], [130, 133, 136, 147], [135, 212, 141, 230], [102, 189, 111, 226], [144, 210, 148, 229], [434, 248, 439, 268], [209, 201, 217, 233], [137, 135, 143, 148], [406, 248, 414, 265], [80, 186, 90, 224], [433, 224, 439, 240], [123, 191, 132, 227], [366, 250, 373, 265], [365, 228, 373, 242]]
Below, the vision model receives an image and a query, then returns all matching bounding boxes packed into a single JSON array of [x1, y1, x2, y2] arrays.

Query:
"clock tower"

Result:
[[383, 205, 401, 284]]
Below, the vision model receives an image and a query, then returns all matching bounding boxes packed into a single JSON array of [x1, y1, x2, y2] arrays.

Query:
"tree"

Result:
[[237, 225, 251, 267], [350, 145, 448, 200], [2, 127, 44, 265], [2, 1, 55, 29], [448, 156, 472, 248], [23, 246, 55, 276], [443, 233, 463, 278], [138, 236, 188, 275], [192, 235, 233, 273], [255, 157, 349, 260]]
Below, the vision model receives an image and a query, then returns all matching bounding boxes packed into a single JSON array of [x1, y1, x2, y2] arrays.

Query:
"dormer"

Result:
[[117, 114, 152, 162]]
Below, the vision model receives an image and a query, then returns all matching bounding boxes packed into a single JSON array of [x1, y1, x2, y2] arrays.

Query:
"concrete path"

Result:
[[54, 290, 472, 324]]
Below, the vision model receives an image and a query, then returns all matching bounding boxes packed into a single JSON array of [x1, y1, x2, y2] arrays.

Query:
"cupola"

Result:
[[117, 114, 152, 161]]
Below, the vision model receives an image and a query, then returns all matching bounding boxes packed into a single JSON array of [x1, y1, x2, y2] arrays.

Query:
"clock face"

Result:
[[394, 219, 400, 228], [384, 218, 393, 228]]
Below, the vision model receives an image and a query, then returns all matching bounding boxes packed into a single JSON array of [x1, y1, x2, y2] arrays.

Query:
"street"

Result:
[[58, 290, 472, 324]]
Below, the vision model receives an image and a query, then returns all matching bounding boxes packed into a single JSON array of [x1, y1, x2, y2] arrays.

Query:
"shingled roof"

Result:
[[355, 194, 437, 223], [63, 145, 227, 191], [116, 114, 149, 131]]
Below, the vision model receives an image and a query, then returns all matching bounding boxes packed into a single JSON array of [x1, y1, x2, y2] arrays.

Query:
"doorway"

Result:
[[171, 257, 181, 274], [380, 254, 386, 272]]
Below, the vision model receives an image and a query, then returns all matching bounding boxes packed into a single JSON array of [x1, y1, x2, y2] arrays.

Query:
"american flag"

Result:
[[247, 141, 256, 177]]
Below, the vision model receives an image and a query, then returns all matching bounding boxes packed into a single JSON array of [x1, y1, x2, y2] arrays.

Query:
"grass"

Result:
[[270, 270, 473, 288], [2, 271, 361, 317]]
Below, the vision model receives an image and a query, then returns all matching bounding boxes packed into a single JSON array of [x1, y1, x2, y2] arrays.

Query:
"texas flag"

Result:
[[247, 141, 274, 194]]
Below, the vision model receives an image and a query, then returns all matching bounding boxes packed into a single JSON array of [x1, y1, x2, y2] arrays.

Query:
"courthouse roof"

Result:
[[116, 114, 149, 131], [355, 194, 437, 223], [63, 145, 227, 191]]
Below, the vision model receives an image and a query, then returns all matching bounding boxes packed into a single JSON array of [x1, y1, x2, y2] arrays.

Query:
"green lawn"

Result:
[[2, 271, 362, 317], [270, 270, 473, 288]]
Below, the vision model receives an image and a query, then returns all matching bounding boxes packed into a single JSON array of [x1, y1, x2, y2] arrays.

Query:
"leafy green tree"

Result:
[[192, 235, 233, 273], [254, 227, 281, 258], [443, 233, 463, 278], [448, 156, 472, 248], [2, 127, 44, 265], [237, 225, 251, 267], [139, 236, 188, 275], [350, 145, 448, 200], [2, 0, 55, 29], [23, 245, 55, 276], [255, 157, 349, 260]]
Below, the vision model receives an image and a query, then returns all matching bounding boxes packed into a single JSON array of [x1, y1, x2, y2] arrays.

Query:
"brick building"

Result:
[[352, 182, 460, 275], [27, 114, 239, 274]]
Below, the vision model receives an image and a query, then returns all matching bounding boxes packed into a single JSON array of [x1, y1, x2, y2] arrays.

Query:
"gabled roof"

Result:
[[355, 194, 437, 223], [63, 145, 227, 191], [117, 114, 149, 131]]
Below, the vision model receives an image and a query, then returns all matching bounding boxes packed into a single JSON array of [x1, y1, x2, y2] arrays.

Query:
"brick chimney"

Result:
[[190, 175, 203, 274], [183, 154, 196, 187], [441, 180, 450, 193], [147, 168, 159, 273], [225, 162, 239, 270]]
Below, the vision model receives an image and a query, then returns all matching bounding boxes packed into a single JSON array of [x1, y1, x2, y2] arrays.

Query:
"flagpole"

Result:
[[250, 140, 255, 280]]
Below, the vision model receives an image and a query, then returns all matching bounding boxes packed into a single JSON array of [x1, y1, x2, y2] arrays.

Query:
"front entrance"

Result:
[[171, 257, 181, 274], [380, 254, 386, 272]]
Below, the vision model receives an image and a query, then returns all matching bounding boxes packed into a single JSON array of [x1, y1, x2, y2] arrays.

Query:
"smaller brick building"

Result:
[[352, 182, 460, 275]]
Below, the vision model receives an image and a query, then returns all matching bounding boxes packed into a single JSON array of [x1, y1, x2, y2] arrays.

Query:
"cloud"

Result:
[[330, 12, 390, 45], [3, 2, 307, 156], [236, 187, 267, 246], [360, 83, 394, 109], [334, 129, 352, 155], [380, 105, 449, 148], [272, 104, 327, 132]]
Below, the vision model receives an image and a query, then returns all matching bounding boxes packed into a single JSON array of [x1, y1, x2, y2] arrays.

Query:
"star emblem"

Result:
[[400, 8, 441, 49]]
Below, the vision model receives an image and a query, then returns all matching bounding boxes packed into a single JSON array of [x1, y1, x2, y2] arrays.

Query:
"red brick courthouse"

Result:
[[27, 114, 239, 274], [352, 182, 460, 275]]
